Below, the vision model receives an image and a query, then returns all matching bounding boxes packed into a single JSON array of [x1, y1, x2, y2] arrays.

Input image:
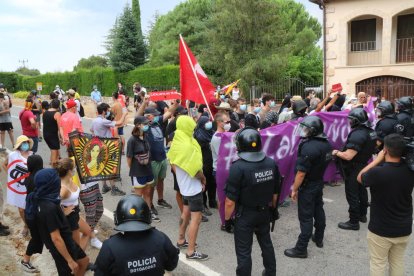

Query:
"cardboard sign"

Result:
[[149, 90, 181, 101], [36, 82, 43, 91], [332, 83, 343, 92]]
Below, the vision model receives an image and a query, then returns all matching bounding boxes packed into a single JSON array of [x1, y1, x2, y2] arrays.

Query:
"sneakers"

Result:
[[151, 205, 158, 216], [0, 228, 10, 236], [111, 186, 126, 196], [202, 207, 212, 216], [101, 184, 111, 194], [90, 237, 103, 249], [176, 240, 198, 249], [151, 212, 161, 223], [157, 199, 172, 209], [201, 215, 208, 222], [21, 260, 39, 273], [186, 251, 209, 261]]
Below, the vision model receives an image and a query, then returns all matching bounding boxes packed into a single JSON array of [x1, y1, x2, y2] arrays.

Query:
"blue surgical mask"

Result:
[[20, 142, 30, 152], [153, 116, 159, 123], [142, 125, 149, 132], [270, 101, 276, 107], [220, 95, 225, 100], [240, 104, 247, 112], [205, 121, 213, 130], [254, 107, 261, 114], [106, 111, 111, 118]]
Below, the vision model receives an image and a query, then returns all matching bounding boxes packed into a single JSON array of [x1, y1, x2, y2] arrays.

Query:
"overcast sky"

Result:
[[0, 0, 322, 73]]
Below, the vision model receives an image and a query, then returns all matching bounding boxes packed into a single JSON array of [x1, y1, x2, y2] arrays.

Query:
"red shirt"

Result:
[[60, 111, 83, 142], [19, 110, 38, 137]]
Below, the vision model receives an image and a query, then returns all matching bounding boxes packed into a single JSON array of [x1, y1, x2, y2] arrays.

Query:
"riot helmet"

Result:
[[348, 107, 369, 128], [114, 195, 152, 232], [295, 116, 326, 139], [396, 96, 413, 111], [292, 100, 308, 116], [235, 127, 266, 162], [376, 101, 395, 118]]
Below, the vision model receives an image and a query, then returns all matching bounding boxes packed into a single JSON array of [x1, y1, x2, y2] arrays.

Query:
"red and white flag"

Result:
[[179, 35, 215, 114]]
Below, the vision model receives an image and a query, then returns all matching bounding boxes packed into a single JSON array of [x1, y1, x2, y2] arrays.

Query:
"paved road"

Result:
[[6, 106, 414, 276]]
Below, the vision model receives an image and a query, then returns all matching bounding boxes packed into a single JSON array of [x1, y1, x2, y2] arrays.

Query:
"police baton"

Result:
[[271, 176, 283, 232]]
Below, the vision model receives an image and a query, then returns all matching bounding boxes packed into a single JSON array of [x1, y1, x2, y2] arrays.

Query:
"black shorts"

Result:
[[172, 168, 180, 192], [118, 127, 124, 136], [182, 192, 203, 212], [0, 122, 13, 131], [51, 241, 86, 276], [44, 135, 60, 150], [65, 205, 80, 231]]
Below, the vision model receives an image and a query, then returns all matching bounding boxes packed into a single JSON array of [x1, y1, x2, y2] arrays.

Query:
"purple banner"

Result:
[[216, 110, 355, 224]]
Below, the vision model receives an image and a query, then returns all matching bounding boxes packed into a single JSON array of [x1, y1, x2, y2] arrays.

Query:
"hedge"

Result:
[[0, 65, 179, 97]]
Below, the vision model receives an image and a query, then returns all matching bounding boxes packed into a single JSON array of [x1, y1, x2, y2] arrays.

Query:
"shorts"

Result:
[[117, 127, 124, 136], [151, 159, 167, 183], [64, 205, 80, 231], [0, 122, 13, 131], [131, 175, 154, 189], [182, 192, 203, 212], [33, 113, 41, 123], [51, 241, 86, 276], [172, 168, 180, 192], [44, 134, 60, 150]]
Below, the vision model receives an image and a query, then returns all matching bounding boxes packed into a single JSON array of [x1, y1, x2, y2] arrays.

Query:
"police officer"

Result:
[[333, 108, 376, 230], [284, 116, 333, 258], [396, 96, 414, 138], [224, 127, 280, 276], [374, 100, 400, 149], [290, 99, 308, 121], [94, 195, 179, 275]]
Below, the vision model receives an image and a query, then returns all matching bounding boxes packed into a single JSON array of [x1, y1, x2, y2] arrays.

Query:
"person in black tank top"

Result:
[[43, 99, 62, 165]]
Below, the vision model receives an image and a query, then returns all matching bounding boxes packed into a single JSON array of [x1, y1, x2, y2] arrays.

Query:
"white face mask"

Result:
[[223, 123, 231, 131]]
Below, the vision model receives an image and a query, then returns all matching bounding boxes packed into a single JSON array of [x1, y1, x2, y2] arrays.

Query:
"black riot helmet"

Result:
[[292, 100, 308, 116], [348, 107, 369, 129], [235, 127, 266, 162], [297, 116, 326, 139], [376, 100, 395, 117], [114, 195, 152, 232], [396, 96, 413, 111]]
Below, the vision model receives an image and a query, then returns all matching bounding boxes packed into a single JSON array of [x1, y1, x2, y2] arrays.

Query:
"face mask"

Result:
[[205, 121, 213, 130], [240, 104, 247, 112], [220, 95, 225, 100], [254, 107, 261, 114], [375, 109, 382, 118], [106, 111, 111, 118], [224, 123, 231, 131], [94, 88, 97, 91], [20, 142, 30, 152], [142, 125, 149, 132], [270, 101, 276, 108], [153, 116, 159, 123]]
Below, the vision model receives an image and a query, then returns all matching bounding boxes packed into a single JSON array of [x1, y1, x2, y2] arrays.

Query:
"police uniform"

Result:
[[294, 137, 332, 251], [375, 115, 399, 142], [224, 128, 280, 276], [341, 125, 376, 226], [94, 195, 179, 275], [396, 110, 414, 138]]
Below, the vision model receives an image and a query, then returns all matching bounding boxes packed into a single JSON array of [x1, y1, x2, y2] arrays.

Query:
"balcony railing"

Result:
[[396, 37, 414, 63], [348, 41, 381, 66]]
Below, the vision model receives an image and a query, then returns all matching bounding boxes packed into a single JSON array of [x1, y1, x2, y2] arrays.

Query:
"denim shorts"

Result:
[[131, 175, 154, 188]]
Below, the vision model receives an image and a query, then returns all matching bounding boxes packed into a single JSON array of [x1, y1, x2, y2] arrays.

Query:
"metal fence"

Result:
[[356, 75, 414, 100], [248, 79, 323, 102]]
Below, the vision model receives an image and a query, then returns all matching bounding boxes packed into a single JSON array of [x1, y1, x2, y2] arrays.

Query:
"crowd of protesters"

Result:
[[0, 80, 414, 275]]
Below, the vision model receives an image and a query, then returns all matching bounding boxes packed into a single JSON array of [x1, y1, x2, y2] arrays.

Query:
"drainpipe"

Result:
[[319, 0, 327, 97]]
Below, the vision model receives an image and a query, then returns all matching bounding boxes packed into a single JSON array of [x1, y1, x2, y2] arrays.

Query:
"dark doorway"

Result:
[[356, 76, 414, 100]]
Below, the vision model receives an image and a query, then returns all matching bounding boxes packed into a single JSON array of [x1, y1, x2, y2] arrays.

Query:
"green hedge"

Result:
[[5, 65, 179, 97], [13, 91, 30, 99]]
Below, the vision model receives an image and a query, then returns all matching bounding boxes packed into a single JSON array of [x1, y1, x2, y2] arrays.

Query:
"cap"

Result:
[[67, 89, 76, 95], [134, 116, 149, 125], [144, 107, 161, 116], [14, 135, 33, 150], [66, 99, 77, 109], [175, 105, 188, 115]]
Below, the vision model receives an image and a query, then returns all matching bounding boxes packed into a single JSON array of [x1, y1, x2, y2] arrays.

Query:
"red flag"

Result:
[[179, 35, 215, 115]]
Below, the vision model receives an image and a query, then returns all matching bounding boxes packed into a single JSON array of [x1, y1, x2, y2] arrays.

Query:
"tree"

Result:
[[132, 0, 147, 58], [15, 67, 40, 76], [73, 55, 109, 71], [147, 0, 213, 66], [109, 5, 146, 72]]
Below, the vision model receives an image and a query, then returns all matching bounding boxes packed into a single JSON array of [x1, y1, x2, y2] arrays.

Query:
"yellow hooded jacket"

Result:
[[167, 116, 203, 177]]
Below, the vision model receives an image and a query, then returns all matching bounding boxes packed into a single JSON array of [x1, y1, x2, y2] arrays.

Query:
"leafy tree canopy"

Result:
[[73, 55, 108, 71], [15, 67, 40, 76]]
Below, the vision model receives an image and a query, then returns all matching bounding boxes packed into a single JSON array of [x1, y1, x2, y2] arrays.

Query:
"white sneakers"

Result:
[[90, 237, 103, 249]]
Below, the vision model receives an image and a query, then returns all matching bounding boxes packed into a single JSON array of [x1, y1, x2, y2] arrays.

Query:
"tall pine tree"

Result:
[[109, 5, 146, 72], [132, 0, 147, 60]]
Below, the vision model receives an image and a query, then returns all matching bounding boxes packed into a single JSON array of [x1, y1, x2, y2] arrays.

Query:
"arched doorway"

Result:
[[356, 76, 414, 100]]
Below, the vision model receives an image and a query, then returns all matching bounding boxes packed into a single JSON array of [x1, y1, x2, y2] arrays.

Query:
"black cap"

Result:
[[175, 105, 188, 115], [134, 116, 149, 125], [144, 107, 161, 116]]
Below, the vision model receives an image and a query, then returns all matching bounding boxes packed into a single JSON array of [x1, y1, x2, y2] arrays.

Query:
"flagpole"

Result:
[[179, 34, 213, 119]]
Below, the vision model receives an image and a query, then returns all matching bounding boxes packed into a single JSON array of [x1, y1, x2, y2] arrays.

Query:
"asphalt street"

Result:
[[6, 105, 414, 276]]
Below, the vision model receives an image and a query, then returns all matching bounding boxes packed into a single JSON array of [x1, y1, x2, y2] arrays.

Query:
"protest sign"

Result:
[[149, 90, 181, 102], [69, 132, 122, 183], [7, 151, 29, 209]]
